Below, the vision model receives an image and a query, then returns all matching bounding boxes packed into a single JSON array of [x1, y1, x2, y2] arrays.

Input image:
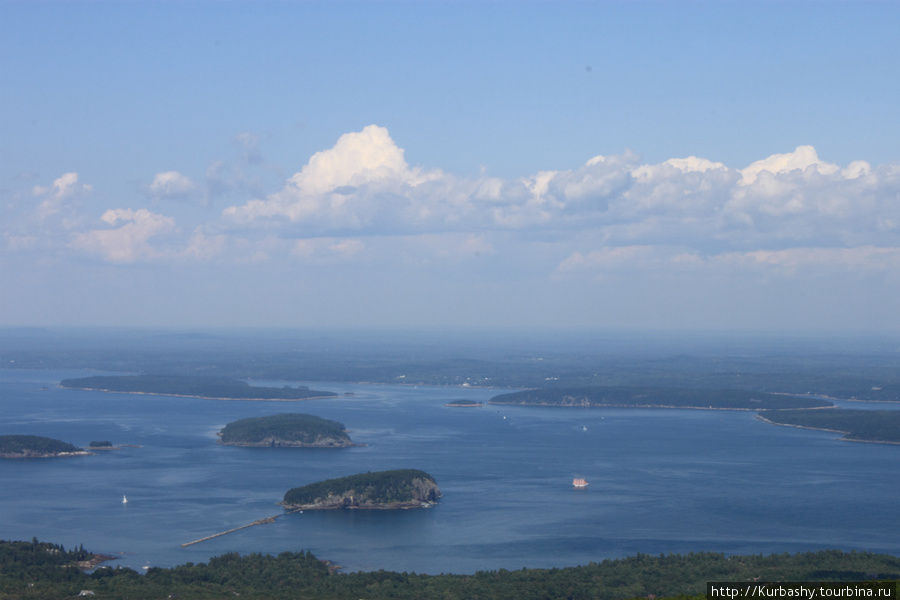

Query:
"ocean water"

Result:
[[1, 368, 898, 574]]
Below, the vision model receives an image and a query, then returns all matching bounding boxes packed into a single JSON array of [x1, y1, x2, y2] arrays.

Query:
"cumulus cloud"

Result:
[[223, 125, 448, 231], [33, 172, 93, 219], [70, 208, 175, 263], [212, 127, 900, 292], [739, 145, 839, 185], [12, 127, 899, 287], [149, 171, 196, 200], [222, 128, 895, 249]]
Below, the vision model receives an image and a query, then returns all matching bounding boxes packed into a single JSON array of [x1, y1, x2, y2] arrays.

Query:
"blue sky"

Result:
[[2, 1, 899, 332]]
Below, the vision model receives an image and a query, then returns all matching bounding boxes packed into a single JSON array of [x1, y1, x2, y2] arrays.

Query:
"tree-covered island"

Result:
[[218, 413, 356, 447], [489, 386, 832, 410], [282, 469, 441, 510], [59, 375, 337, 401], [445, 399, 483, 407], [0, 435, 89, 458], [758, 408, 900, 444]]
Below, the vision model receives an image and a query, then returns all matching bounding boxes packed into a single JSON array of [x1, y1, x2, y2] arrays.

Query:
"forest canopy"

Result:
[[758, 409, 900, 443], [1, 539, 897, 600], [282, 469, 440, 509], [0, 435, 81, 457], [219, 413, 353, 447]]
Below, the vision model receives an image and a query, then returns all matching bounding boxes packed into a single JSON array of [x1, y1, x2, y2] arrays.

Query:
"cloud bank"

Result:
[[211, 126, 899, 276], [6, 126, 899, 294]]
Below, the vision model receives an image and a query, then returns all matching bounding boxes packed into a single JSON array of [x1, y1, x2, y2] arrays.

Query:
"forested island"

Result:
[[758, 409, 900, 444], [489, 386, 832, 410], [0, 435, 88, 458], [445, 399, 483, 407], [218, 413, 356, 447], [59, 375, 337, 401], [2, 539, 898, 600], [281, 469, 441, 510]]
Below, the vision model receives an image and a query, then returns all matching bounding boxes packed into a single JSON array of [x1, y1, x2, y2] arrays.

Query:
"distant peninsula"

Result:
[[489, 386, 833, 410], [758, 408, 900, 444], [0, 435, 89, 458], [218, 413, 356, 447], [281, 469, 441, 510], [59, 375, 337, 401]]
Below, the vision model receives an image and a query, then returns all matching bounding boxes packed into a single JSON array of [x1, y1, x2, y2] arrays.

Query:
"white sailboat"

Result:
[[122, 495, 128, 504]]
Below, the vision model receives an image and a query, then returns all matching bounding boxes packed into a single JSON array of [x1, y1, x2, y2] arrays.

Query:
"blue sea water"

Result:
[[1, 368, 898, 574]]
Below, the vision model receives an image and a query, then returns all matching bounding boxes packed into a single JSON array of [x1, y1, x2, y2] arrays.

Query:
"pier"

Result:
[[181, 515, 281, 547]]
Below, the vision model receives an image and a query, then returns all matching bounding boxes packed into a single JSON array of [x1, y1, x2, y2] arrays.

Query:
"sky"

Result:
[[1, 1, 899, 333]]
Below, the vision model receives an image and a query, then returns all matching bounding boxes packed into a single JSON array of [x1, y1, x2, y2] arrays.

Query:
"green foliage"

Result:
[[283, 469, 438, 506], [1, 540, 897, 600], [0, 435, 80, 456], [490, 386, 832, 409], [759, 409, 900, 443], [59, 374, 336, 400], [88, 440, 113, 447], [219, 413, 351, 446]]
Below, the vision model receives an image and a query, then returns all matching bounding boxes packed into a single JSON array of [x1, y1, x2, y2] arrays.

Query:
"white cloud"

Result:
[[223, 125, 445, 229], [70, 208, 175, 263], [16, 129, 898, 287], [33, 172, 93, 219], [739, 145, 839, 185], [149, 171, 196, 199]]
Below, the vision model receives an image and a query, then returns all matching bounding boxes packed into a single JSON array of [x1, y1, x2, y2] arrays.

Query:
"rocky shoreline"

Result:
[[215, 432, 362, 448], [0, 450, 93, 459]]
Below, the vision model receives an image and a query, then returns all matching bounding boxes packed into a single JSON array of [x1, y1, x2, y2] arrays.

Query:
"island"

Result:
[[59, 375, 337, 401], [0, 435, 89, 458], [489, 386, 833, 410], [218, 413, 356, 447], [281, 469, 441, 510], [445, 399, 483, 407], [757, 408, 900, 444]]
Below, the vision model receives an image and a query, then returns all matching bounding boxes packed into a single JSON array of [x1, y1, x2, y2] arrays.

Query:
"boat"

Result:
[[122, 495, 128, 504], [573, 478, 588, 488]]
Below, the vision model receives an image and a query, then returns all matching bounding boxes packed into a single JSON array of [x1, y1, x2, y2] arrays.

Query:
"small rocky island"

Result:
[[281, 469, 441, 510], [0, 435, 90, 458], [445, 399, 483, 407], [218, 413, 356, 447]]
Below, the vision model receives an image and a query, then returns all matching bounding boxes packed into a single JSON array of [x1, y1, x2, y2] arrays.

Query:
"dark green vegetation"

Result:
[[59, 374, 336, 400], [282, 469, 441, 509], [219, 413, 353, 447], [759, 409, 900, 443], [0, 435, 81, 458], [2, 540, 898, 600], [88, 440, 113, 448], [490, 386, 831, 409], [445, 399, 483, 406]]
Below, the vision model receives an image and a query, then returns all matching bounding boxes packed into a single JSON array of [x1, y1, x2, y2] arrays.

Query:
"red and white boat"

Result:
[[572, 478, 588, 488]]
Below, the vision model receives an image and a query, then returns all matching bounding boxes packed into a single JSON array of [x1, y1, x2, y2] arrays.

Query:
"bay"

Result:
[[1, 368, 898, 575]]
